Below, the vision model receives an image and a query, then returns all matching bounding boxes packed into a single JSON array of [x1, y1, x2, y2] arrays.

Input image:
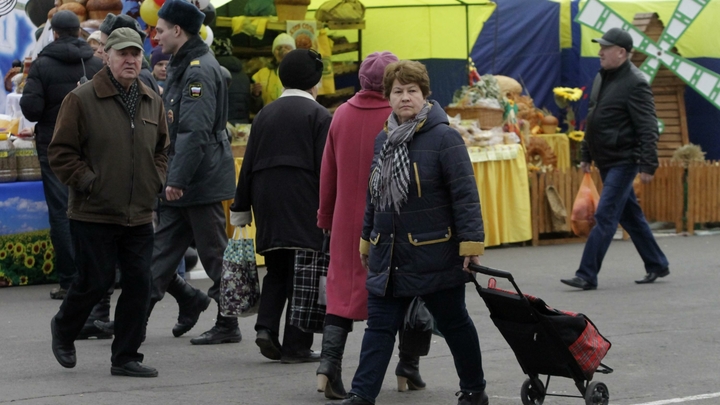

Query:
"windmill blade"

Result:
[[575, 0, 663, 82], [638, 0, 710, 83], [654, 49, 720, 111]]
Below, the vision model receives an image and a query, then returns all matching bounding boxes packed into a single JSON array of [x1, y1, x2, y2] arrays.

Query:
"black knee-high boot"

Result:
[[316, 325, 349, 399]]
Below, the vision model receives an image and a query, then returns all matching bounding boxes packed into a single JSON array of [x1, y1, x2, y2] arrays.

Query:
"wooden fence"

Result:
[[528, 160, 712, 245], [687, 161, 720, 234]]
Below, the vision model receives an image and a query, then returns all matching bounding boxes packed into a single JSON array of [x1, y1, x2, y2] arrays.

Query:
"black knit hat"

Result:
[[99, 13, 147, 41], [158, 0, 204, 36], [278, 49, 323, 90]]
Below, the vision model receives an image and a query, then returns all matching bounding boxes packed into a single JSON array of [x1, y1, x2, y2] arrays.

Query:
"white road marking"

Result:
[[630, 392, 720, 405]]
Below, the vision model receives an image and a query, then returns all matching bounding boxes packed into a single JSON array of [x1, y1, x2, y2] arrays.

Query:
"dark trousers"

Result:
[[54, 220, 153, 366], [256, 249, 313, 355], [576, 165, 669, 286], [37, 147, 75, 289], [349, 285, 485, 403], [151, 203, 227, 303]]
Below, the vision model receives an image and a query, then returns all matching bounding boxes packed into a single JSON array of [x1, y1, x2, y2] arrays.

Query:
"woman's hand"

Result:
[[462, 255, 481, 274], [360, 254, 369, 270]]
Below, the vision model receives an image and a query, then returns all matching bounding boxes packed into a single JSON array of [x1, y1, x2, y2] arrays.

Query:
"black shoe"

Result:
[[170, 277, 212, 337], [256, 329, 282, 361], [77, 323, 113, 340], [330, 394, 372, 405], [93, 320, 115, 334], [635, 268, 670, 284], [110, 361, 158, 378], [49, 287, 68, 300], [190, 325, 242, 345], [456, 391, 489, 405], [281, 349, 321, 364], [396, 353, 426, 391], [560, 277, 596, 290], [50, 317, 76, 369]]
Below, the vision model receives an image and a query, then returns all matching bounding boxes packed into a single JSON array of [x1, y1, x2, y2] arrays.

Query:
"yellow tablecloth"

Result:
[[536, 133, 571, 170], [225, 152, 532, 257], [222, 158, 264, 265], [472, 145, 532, 247]]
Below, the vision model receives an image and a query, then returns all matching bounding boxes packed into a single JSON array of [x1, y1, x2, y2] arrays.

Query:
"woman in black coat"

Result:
[[341, 60, 489, 405]]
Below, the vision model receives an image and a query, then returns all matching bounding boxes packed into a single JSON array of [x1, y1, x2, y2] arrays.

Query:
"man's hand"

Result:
[[580, 161, 592, 173], [463, 255, 481, 274], [251, 82, 263, 97], [640, 172, 654, 184], [165, 186, 183, 201], [360, 254, 369, 270]]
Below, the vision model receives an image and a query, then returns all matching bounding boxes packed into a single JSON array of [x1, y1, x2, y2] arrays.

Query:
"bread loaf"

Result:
[[85, 0, 122, 20], [58, 2, 87, 22]]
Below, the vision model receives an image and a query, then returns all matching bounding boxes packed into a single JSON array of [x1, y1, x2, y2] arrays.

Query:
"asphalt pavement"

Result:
[[2, 233, 719, 405]]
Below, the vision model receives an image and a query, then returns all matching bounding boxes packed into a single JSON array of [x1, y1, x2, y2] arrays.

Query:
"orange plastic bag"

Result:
[[570, 173, 600, 237]]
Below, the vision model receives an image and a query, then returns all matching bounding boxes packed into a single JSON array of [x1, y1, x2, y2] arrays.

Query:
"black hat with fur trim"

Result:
[[158, 0, 205, 36], [279, 49, 324, 90], [100, 13, 147, 42]]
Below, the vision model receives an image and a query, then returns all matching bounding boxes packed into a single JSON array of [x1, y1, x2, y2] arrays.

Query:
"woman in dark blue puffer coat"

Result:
[[339, 60, 489, 405]]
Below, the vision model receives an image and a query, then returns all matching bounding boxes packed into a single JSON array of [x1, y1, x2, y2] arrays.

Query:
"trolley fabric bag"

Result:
[[220, 227, 260, 317], [290, 249, 329, 333]]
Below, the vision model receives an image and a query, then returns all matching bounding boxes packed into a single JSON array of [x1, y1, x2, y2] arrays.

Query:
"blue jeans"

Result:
[[38, 147, 76, 289], [349, 285, 486, 403], [576, 165, 669, 286]]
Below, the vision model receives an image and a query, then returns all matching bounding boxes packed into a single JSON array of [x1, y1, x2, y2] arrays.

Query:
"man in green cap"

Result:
[[48, 27, 169, 378]]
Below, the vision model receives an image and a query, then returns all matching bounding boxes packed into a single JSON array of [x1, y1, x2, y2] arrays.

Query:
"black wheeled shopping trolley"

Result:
[[469, 264, 613, 405]]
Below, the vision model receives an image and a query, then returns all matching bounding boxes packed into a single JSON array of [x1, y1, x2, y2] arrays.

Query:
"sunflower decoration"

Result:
[[0, 249, 7, 260], [20, 276, 29, 285], [42, 260, 54, 275], [44, 251, 54, 261], [14, 244, 24, 256], [5, 242, 13, 251], [568, 131, 585, 142], [31, 243, 41, 255], [553, 87, 583, 102], [40, 240, 48, 250], [25, 256, 35, 269]]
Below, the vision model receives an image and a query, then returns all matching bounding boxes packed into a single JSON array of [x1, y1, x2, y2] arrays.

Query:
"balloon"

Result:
[[153, 0, 165, 6], [200, 25, 213, 46], [202, 3, 215, 26], [191, 0, 210, 10], [140, 0, 161, 27]]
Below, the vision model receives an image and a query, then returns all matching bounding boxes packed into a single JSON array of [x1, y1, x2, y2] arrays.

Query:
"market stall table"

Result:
[[469, 144, 532, 247], [536, 133, 571, 170]]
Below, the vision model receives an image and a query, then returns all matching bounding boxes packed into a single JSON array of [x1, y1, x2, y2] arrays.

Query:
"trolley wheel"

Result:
[[520, 378, 545, 405], [584, 381, 609, 405]]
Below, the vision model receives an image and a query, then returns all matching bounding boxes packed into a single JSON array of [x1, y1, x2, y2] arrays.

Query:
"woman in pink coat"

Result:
[[316, 51, 426, 400]]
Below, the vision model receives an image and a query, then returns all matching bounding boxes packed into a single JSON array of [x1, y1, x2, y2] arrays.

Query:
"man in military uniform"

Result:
[[150, 0, 239, 344]]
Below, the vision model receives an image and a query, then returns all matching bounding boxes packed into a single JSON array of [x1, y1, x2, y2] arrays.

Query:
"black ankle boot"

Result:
[[456, 390, 489, 405], [78, 291, 113, 339], [166, 275, 211, 337], [395, 352, 426, 391], [331, 394, 372, 405], [316, 325, 348, 399], [190, 307, 242, 345]]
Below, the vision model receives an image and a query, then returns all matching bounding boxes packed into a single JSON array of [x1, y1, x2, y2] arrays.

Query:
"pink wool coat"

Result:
[[317, 90, 392, 320]]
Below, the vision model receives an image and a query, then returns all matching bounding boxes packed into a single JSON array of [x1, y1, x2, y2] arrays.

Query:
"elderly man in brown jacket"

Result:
[[48, 28, 169, 378]]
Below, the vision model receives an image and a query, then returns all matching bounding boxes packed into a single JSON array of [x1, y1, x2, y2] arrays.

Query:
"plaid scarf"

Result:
[[371, 102, 431, 212], [107, 67, 139, 123]]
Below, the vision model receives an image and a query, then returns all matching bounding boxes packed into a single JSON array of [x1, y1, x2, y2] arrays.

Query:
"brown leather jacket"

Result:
[[49, 68, 169, 226]]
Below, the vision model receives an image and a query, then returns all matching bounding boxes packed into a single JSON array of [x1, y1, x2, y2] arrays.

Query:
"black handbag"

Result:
[[398, 297, 434, 357]]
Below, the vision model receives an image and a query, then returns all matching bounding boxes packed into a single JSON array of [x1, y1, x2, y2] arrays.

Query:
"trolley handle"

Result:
[[468, 264, 514, 281], [468, 264, 525, 297]]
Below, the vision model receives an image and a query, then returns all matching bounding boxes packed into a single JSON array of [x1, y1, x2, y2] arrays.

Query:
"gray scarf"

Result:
[[371, 102, 431, 212]]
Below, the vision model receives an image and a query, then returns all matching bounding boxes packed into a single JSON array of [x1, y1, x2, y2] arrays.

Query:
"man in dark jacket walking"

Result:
[[48, 27, 169, 377], [20, 11, 103, 302], [150, 0, 238, 345], [561, 28, 669, 291]]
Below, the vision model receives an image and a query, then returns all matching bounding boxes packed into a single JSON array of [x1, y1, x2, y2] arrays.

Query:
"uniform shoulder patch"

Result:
[[189, 82, 203, 98], [190, 60, 200, 66]]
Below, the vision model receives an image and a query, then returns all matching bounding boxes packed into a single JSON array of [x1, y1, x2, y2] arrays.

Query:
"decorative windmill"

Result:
[[576, 0, 719, 152]]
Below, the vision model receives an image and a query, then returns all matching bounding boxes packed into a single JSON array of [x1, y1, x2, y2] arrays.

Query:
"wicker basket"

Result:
[[275, 3, 309, 21], [444, 106, 505, 130]]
